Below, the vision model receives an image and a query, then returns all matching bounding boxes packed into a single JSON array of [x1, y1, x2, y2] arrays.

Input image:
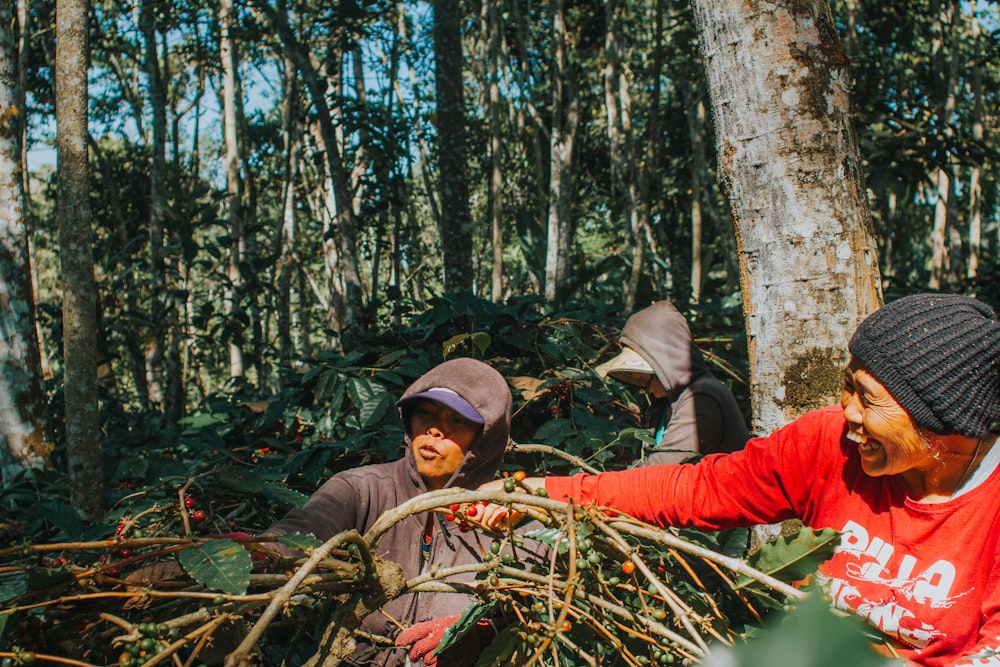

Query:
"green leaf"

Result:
[[736, 527, 840, 589], [178, 539, 252, 595], [435, 600, 497, 656], [37, 501, 84, 540], [533, 418, 576, 443], [0, 576, 28, 604], [216, 467, 266, 493], [473, 626, 520, 667], [523, 526, 565, 547], [262, 482, 310, 509], [277, 533, 323, 552], [704, 593, 899, 667], [347, 378, 393, 427]]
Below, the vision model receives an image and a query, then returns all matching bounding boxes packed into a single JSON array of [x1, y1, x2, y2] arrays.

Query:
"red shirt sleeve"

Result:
[[545, 406, 846, 531]]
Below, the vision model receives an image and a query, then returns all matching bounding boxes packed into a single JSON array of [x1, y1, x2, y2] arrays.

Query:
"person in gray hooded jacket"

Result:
[[266, 357, 513, 667], [595, 301, 749, 466]]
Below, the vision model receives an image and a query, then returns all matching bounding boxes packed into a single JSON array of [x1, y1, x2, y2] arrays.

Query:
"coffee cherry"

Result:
[[504, 478, 515, 492], [184, 497, 196, 509], [192, 510, 207, 523]]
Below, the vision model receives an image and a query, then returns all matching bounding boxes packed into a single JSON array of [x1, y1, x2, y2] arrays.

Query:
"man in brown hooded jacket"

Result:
[[267, 357, 513, 667], [595, 301, 749, 465]]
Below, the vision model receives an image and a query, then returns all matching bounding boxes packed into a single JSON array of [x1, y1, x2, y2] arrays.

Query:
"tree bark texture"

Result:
[[690, 0, 883, 435], [544, 0, 578, 302], [220, 0, 245, 380], [56, 0, 104, 520], [0, 0, 51, 474], [433, 0, 474, 293]]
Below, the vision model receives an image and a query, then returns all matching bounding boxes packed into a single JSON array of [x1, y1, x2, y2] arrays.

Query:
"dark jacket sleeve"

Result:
[[266, 474, 363, 542]]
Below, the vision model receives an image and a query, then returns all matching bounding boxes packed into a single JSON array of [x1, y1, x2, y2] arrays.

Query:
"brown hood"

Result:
[[620, 301, 711, 396], [398, 357, 512, 490]]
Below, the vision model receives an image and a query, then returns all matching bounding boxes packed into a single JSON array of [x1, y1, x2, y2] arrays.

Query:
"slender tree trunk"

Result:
[[434, 0, 473, 293], [688, 96, 706, 303], [966, 8, 982, 281], [277, 57, 298, 386], [254, 0, 362, 350], [486, 0, 504, 302], [928, 168, 950, 289], [928, 0, 961, 289], [56, 0, 104, 520], [0, 0, 51, 475], [220, 0, 244, 380], [690, 0, 883, 435], [544, 0, 578, 302], [140, 0, 169, 411]]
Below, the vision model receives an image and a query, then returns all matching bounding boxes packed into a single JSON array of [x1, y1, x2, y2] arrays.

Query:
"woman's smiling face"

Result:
[[409, 399, 481, 490], [840, 356, 936, 481]]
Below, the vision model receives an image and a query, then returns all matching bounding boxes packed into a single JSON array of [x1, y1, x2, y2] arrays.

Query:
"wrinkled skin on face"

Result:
[[841, 355, 983, 501], [409, 399, 482, 490]]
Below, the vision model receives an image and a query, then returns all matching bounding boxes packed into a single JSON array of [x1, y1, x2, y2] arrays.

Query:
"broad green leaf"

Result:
[[262, 482, 310, 509], [216, 467, 266, 493], [524, 526, 566, 547], [473, 626, 520, 667], [470, 332, 492, 356], [178, 412, 229, 431], [435, 600, 497, 656], [703, 593, 899, 667], [277, 533, 323, 552], [178, 539, 252, 595], [37, 501, 84, 540], [0, 576, 28, 604], [533, 418, 576, 443], [736, 527, 840, 589], [347, 378, 393, 427]]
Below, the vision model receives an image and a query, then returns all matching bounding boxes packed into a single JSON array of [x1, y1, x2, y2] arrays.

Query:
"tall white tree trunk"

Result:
[[220, 0, 245, 380], [544, 0, 578, 302], [0, 0, 51, 476], [690, 0, 883, 436]]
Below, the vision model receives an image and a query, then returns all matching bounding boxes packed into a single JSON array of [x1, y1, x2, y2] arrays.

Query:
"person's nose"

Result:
[[842, 393, 862, 426], [427, 425, 444, 439]]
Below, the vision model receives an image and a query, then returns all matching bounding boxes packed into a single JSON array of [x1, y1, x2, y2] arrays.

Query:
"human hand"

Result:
[[394, 614, 461, 665], [475, 478, 544, 531]]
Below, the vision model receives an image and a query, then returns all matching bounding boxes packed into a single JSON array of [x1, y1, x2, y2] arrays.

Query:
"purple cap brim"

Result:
[[396, 387, 485, 424]]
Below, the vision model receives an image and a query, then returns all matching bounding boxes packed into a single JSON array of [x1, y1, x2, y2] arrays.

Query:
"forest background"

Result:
[[0, 0, 997, 663]]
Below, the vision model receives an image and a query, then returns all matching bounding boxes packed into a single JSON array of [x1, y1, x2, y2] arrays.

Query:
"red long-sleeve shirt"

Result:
[[546, 406, 1000, 667]]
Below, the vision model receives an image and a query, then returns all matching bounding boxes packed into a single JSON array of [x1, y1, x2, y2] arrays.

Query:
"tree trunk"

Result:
[[0, 0, 51, 475], [434, 0, 473, 293], [277, 57, 298, 386], [254, 0, 363, 351], [56, 0, 104, 520], [220, 0, 245, 380], [690, 0, 883, 436], [544, 0, 578, 302], [140, 0, 171, 412], [965, 7, 982, 281], [485, 0, 504, 302]]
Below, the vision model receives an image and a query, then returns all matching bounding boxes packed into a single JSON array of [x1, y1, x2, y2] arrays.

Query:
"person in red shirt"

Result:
[[466, 293, 1000, 667]]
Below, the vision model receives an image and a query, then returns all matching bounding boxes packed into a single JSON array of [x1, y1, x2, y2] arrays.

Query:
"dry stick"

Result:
[[224, 530, 371, 667], [607, 520, 804, 600], [667, 547, 730, 622], [507, 442, 602, 474], [0, 652, 98, 667]]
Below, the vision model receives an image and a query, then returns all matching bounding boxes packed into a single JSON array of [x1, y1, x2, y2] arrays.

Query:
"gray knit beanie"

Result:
[[848, 293, 1000, 438]]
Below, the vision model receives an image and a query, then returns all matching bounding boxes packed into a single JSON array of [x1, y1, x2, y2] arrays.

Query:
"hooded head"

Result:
[[596, 301, 709, 396], [848, 293, 1000, 438], [396, 357, 512, 489]]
